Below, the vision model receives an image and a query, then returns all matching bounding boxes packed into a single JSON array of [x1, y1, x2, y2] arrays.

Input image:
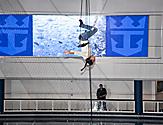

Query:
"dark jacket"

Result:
[[86, 56, 93, 65], [96, 88, 107, 100]]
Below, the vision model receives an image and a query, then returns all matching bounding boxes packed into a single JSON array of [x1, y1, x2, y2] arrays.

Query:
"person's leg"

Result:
[[97, 101, 101, 111], [103, 101, 107, 111], [80, 23, 94, 30], [79, 19, 98, 40], [79, 19, 93, 30], [80, 24, 98, 39]]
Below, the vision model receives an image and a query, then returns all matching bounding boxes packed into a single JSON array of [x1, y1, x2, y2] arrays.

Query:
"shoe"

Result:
[[79, 19, 83, 27]]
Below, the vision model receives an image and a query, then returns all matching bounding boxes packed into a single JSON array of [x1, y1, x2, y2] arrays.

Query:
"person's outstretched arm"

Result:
[[64, 50, 82, 56], [81, 61, 88, 71]]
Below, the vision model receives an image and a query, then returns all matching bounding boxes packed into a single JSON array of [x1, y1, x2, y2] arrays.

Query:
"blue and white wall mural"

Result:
[[0, 15, 148, 57], [106, 15, 148, 57]]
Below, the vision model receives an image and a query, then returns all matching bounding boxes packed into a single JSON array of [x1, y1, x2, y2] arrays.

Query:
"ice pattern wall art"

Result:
[[33, 15, 106, 57]]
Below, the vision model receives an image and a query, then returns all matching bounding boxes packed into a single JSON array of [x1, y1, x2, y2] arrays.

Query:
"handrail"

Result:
[[143, 100, 163, 102], [4, 99, 135, 113], [4, 98, 134, 101], [143, 100, 163, 113], [4, 99, 163, 113]]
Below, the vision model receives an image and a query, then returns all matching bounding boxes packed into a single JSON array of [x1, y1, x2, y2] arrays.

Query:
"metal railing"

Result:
[[4, 98, 135, 113], [143, 100, 163, 113], [5, 99, 163, 113]]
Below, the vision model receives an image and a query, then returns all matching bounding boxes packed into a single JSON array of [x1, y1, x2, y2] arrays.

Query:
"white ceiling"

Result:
[[0, 0, 163, 14]]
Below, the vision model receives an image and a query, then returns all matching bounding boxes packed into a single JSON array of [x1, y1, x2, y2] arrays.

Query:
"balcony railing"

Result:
[[4, 98, 135, 113], [143, 100, 163, 113]]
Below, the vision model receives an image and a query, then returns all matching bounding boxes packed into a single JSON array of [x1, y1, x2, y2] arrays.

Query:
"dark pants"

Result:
[[97, 101, 107, 111], [79, 24, 98, 40]]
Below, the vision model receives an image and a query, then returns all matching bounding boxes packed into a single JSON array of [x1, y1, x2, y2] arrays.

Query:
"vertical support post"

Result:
[[135, 122, 143, 125], [36, 100, 38, 111], [0, 79, 4, 113], [134, 80, 143, 115], [68, 100, 71, 111], [52, 100, 54, 111], [20, 100, 22, 111], [157, 102, 159, 112]]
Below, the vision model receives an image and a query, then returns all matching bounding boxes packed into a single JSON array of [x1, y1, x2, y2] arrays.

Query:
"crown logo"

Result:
[[0, 15, 32, 56], [0, 15, 30, 28], [106, 15, 148, 57], [109, 16, 146, 29]]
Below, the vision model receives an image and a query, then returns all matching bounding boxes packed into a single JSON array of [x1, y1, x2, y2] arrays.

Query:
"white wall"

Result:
[[5, 80, 134, 99]]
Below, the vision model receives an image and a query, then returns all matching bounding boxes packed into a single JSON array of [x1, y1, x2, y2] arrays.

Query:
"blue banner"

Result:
[[0, 15, 33, 56], [106, 15, 148, 57], [0, 15, 149, 57]]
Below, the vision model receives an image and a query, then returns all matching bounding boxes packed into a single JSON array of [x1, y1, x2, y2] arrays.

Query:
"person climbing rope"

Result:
[[64, 19, 98, 71]]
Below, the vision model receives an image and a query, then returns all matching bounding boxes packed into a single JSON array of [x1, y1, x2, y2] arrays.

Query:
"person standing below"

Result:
[[96, 84, 107, 111]]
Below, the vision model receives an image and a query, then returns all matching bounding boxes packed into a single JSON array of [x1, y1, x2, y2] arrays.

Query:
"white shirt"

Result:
[[73, 40, 91, 60]]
